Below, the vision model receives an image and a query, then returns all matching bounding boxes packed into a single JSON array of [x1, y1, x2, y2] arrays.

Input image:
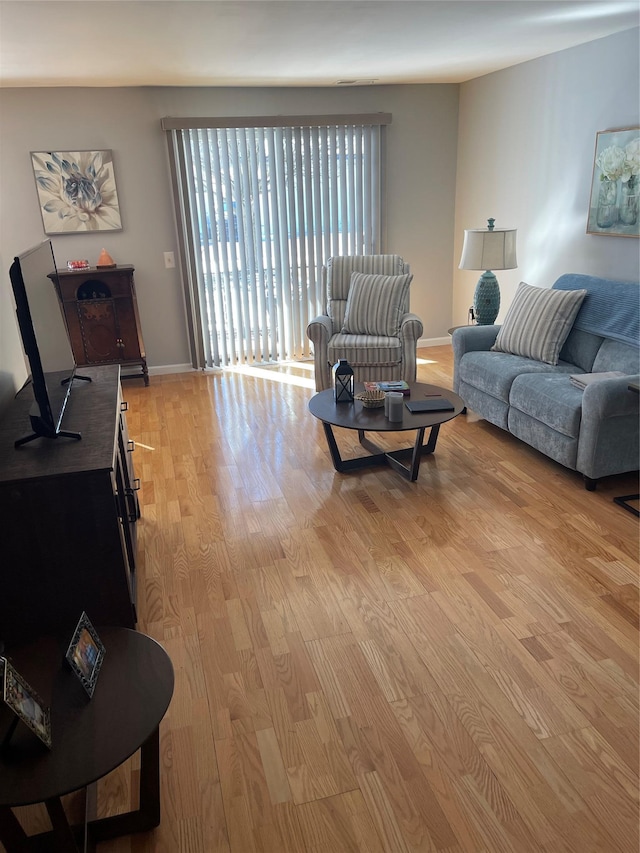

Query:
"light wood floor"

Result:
[[15, 346, 639, 852]]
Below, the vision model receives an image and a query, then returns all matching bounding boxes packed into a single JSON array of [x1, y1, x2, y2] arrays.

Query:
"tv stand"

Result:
[[61, 373, 92, 386], [13, 401, 85, 448], [14, 427, 82, 448], [0, 365, 138, 647]]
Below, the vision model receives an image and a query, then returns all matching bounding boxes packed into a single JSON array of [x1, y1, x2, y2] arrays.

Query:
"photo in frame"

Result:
[[1, 657, 52, 748], [65, 612, 105, 698], [587, 127, 640, 238], [31, 149, 123, 235]]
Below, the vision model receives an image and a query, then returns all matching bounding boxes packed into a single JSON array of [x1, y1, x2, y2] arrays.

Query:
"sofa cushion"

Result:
[[327, 255, 408, 331], [341, 271, 412, 336], [509, 374, 584, 438], [458, 350, 578, 404], [491, 282, 587, 365], [328, 332, 401, 367]]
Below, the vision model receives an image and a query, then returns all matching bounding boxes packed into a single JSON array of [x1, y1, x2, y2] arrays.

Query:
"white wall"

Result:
[[453, 28, 640, 325], [0, 84, 459, 410]]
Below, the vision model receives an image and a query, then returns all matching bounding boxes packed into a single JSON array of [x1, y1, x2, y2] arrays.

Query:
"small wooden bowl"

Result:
[[355, 389, 386, 409]]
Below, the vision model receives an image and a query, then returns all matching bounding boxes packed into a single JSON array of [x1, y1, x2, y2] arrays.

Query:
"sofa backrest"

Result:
[[553, 273, 639, 373], [592, 339, 640, 374]]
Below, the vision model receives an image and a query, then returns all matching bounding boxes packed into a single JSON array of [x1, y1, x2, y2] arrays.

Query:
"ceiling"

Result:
[[0, 1, 638, 88]]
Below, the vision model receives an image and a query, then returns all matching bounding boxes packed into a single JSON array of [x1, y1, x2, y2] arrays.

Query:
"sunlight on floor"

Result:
[[219, 353, 438, 390], [225, 360, 316, 389]]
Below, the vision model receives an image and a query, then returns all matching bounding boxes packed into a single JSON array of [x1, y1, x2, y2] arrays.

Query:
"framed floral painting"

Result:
[[31, 149, 123, 235], [587, 127, 639, 238]]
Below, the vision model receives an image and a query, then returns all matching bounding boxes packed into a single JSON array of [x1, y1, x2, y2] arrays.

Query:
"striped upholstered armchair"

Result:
[[307, 255, 423, 391]]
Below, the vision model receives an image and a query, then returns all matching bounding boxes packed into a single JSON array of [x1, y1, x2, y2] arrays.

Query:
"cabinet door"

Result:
[[78, 299, 121, 362], [113, 297, 142, 361]]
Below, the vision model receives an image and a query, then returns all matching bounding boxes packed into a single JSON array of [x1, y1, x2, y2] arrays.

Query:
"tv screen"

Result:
[[10, 240, 80, 444]]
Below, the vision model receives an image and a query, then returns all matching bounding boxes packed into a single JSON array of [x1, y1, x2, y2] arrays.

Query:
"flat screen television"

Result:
[[9, 239, 88, 447]]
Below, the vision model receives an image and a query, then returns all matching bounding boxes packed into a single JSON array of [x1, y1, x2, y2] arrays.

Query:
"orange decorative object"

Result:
[[96, 248, 116, 268]]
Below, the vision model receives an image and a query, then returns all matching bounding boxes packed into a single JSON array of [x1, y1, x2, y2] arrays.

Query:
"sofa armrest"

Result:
[[452, 324, 500, 355], [452, 325, 500, 393], [581, 374, 640, 419], [577, 374, 640, 480], [400, 312, 423, 340], [307, 314, 333, 390], [399, 312, 423, 384]]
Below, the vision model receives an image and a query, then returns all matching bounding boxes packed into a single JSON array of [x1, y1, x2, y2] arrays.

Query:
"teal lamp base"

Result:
[[473, 271, 500, 325]]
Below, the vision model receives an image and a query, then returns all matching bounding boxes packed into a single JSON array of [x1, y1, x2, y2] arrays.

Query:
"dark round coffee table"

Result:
[[0, 628, 174, 852], [308, 382, 464, 481]]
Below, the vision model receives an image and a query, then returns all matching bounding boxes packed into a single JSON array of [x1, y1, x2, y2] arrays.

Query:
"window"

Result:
[[163, 114, 390, 369]]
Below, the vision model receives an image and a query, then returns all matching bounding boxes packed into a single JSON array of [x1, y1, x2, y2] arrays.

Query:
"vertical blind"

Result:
[[163, 115, 390, 369]]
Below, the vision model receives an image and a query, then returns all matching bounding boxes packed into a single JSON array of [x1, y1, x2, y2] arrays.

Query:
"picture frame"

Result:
[[587, 127, 640, 238], [2, 657, 52, 748], [65, 612, 105, 698], [31, 149, 123, 235]]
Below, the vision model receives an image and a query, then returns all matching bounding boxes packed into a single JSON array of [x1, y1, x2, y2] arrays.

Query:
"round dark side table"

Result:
[[0, 628, 174, 852]]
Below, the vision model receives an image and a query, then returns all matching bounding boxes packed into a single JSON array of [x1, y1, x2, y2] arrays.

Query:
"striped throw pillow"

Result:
[[491, 282, 587, 365], [341, 272, 413, 336]]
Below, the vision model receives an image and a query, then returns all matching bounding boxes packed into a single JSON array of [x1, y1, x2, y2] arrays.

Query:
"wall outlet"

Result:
[[164, 251, 175, 269]]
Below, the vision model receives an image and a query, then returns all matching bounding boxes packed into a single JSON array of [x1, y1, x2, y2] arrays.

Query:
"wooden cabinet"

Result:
[[0, 366, 139, 648], [51, 265, 149, 385]]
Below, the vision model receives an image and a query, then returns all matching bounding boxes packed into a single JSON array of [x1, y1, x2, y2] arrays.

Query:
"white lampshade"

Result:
[[459, 226, 517, 271]]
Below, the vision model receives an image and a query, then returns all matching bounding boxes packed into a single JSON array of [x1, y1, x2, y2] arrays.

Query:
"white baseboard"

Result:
[[147, 345, 451, 376], [147, 363, 195, 376], [417, 336, 452, 348]]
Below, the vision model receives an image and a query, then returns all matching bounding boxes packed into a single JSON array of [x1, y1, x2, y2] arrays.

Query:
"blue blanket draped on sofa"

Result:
[[553, 274, 639, 347]]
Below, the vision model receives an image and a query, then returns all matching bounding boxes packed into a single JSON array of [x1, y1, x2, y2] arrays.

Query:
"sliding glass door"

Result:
[[164, 115, 389, 369]]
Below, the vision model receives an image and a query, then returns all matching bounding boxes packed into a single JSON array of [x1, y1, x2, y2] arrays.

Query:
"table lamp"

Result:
[[459, 218, 517, 325]]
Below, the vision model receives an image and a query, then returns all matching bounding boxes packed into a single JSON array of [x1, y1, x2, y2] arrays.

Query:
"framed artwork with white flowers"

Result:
[[587, 127, 639, 238], [31, 150, 123, 235]]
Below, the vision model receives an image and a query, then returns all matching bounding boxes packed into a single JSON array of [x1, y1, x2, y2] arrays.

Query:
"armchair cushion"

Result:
[[491, 282, 587, 365], [341, 271, 413, 337], [328, 332, 402, 368]]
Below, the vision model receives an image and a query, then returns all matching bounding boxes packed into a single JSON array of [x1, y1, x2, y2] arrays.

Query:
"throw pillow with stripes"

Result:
[[341, 272, 413, 337], [491, 282, 587, 365]]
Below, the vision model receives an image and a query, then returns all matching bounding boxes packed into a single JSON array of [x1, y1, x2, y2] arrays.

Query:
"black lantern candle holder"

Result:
[[332, 358, 354, 402]]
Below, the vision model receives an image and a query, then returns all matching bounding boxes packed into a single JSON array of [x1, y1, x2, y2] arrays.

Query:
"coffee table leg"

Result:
[[382, 424, 442, 481], [322, 422, 344, 472], [409, 427, 427, 481], [323, 421, 445, 481], [0, 806, 30, 852], [423, 423, 441, 454], [45, 797, 81, 852]]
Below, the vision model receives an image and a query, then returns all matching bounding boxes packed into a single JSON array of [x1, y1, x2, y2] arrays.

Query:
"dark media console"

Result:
[[0, 365, 138, 647]]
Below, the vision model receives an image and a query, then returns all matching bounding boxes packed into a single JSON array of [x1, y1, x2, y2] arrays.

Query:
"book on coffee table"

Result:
[[405, 398, 455, 413], [364, 381, 410, 395]]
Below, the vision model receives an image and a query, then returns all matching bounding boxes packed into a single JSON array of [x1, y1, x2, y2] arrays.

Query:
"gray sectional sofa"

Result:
[[452, 274, 639, 489]]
